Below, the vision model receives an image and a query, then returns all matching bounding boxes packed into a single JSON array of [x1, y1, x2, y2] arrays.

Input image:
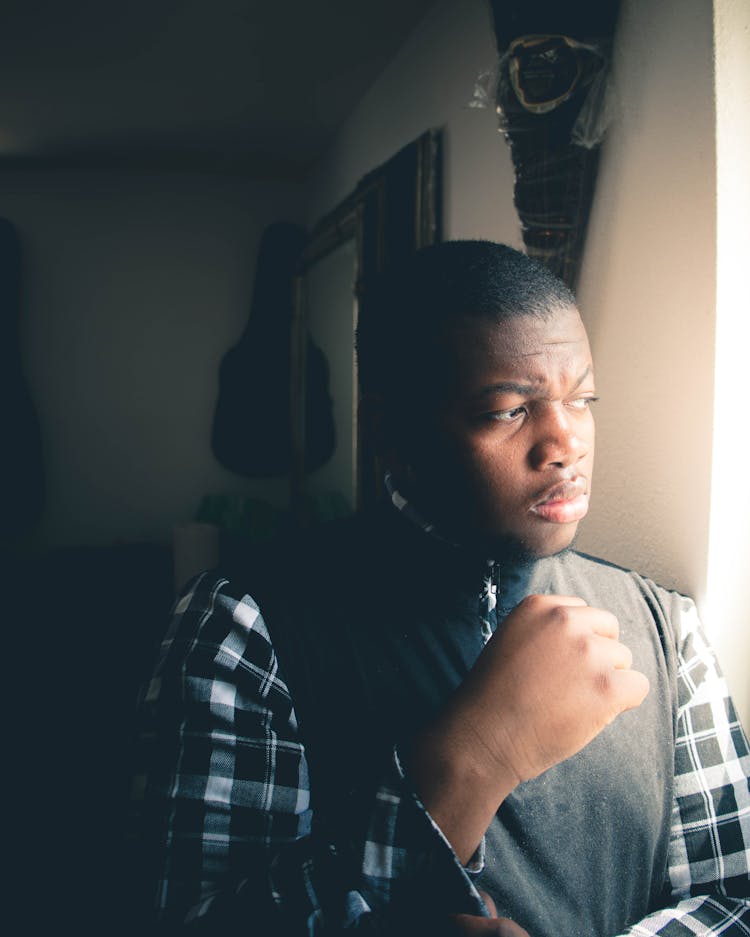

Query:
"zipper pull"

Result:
[[489, 561, 500, 597], [480, 561, 500, 644]]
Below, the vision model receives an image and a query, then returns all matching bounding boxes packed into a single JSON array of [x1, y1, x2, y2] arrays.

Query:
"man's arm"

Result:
[[406, 593, 650, 864], [134, 573, 488, 934], [613, 596, 750, 937], [408, 590, 748, 936]]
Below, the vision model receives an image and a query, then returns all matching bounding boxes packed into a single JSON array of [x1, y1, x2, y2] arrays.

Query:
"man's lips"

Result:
[[529, 478, 589, 524]]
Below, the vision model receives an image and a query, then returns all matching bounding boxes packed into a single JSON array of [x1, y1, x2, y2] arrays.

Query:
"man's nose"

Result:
[[529, 406, 590, 470]]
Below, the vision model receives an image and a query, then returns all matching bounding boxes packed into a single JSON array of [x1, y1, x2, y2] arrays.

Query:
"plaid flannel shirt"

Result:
[[137, 515, 750, 934]]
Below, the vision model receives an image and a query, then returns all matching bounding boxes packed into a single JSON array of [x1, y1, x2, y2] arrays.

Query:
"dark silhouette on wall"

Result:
[[0, 217, 44, 542], [211, 222, 336, 478]]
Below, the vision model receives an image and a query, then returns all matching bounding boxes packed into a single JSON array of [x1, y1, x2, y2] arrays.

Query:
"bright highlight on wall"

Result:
[[704, 0, 750, 729]]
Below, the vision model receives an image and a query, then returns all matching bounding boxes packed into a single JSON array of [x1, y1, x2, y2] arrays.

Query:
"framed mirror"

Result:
[[290, 129, 442, 523]]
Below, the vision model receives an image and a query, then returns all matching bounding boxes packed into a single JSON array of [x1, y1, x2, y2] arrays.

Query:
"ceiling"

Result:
[[0, 0, 439, 179]]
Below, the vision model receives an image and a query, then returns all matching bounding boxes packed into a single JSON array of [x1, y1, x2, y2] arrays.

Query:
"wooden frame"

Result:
[[290, 129, 442, 521]]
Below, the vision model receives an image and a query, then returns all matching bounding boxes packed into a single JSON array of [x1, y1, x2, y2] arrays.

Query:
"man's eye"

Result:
[[569, 395, 600, 410], [487, 406, 526, 423]]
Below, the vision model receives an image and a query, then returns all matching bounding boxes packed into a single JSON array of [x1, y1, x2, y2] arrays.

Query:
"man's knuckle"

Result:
[[547, 603, 573, 628], [520, 593, 545, 612], [595, 668, 613, 695], [570, 631, 595, 664]]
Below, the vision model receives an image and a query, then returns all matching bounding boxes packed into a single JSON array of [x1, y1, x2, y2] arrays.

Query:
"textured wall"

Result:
[[5, 170, 302, 549]]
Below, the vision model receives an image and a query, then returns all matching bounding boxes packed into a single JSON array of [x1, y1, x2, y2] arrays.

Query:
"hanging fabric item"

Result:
[[487, 0, 620, 292], [211, 222, 336, 478], [0, 217, 45, 542]]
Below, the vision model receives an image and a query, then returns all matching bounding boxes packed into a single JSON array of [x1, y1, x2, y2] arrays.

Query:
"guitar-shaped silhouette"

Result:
[[211, 222, 335, 478], [0, 217, 44, 541]]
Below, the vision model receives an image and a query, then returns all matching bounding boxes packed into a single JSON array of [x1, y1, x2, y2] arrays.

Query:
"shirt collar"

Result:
[[386, 470, 505, 636], [384, 470, 462, 551], [384, 470, 543, 634]]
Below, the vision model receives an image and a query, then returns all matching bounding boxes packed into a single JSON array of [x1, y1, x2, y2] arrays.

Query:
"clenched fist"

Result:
[[407, 594, 649, 864], [447, 891, 531, 936]]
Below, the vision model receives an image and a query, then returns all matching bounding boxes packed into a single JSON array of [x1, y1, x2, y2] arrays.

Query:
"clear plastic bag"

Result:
[[469, 33, 615, 287], [472, 35, 615, 149]]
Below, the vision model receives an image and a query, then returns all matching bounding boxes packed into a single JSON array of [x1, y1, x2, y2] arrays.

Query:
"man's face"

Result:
[[406, 306, 596, 558]]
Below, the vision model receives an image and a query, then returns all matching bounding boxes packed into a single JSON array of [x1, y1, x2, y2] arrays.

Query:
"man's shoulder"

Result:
[[565, 548, 671, 586], [216, 510, 363, 577], [564, 548, 645, 579], [555, 549, 689, 615]]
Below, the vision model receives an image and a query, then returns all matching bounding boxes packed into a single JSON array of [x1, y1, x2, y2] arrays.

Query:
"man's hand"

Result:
[[448, 915, 531, 936], [447, 892, 531, 936], [408, 594, 650, 863], [458, 594, 650, 783]]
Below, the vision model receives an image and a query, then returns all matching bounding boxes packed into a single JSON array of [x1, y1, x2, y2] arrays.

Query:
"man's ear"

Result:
[[358, 392, 389, 457], [358, 393, 412, 477]]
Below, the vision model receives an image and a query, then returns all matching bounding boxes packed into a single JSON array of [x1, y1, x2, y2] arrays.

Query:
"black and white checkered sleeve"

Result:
[[620, 596, 750, 936], [137, 573, 482, 934]]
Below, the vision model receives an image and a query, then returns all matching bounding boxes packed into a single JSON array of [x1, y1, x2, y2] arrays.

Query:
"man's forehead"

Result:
[[445, 307, 590, 360]]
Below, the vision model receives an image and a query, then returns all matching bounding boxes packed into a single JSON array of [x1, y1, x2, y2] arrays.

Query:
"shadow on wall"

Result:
[[211, 221, 336, 480], [0, 217, 44, 544], [2, 214, 177, 929], [9, 538, 174, 934]]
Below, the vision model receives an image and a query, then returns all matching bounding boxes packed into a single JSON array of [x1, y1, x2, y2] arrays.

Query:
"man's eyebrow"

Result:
[[474, 380, 538, 398], [570, 365, 593, 391], [473, 365, 592, 398]]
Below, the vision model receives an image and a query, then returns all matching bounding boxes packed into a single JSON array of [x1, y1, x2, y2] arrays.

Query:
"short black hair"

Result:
[[356, 240, 576, 403]]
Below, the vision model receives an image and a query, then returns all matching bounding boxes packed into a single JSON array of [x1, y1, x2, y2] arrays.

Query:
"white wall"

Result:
[[307, 0, 520, 246], [705, 0, 750, 725], [574, 0, 717, 601], [308, 0, 748, 726], [4, 170, 302, 550]]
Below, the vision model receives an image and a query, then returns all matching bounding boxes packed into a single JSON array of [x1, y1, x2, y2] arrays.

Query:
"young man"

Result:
[[137, 242, 749, 936]]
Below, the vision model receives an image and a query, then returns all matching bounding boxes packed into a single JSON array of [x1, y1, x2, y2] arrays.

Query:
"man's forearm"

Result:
[[406, 594, 649, 865], [406, 715, 518, 865]]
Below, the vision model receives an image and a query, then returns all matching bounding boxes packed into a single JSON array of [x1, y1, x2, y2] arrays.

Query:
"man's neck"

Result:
[[385, 470, 564, 570]]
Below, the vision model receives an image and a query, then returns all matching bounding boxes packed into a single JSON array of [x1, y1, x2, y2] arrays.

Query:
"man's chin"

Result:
[[487, 526, 580, 564]]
